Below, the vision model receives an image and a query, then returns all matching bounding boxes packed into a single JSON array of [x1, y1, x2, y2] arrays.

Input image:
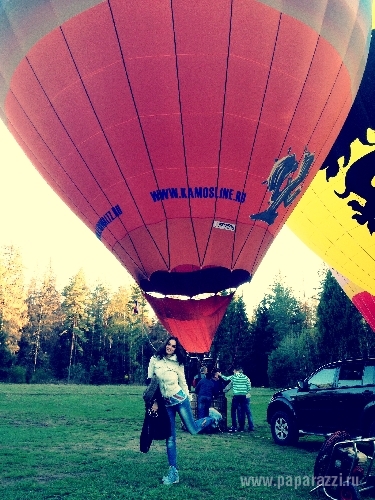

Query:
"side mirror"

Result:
[[298, 380, 308, 391]]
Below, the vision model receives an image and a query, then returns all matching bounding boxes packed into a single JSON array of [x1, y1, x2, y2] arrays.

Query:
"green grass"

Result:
[[0, 385, 328, 499]]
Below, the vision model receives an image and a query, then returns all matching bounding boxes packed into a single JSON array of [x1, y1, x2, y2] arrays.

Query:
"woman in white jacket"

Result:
[[147, 336, 214, 485]]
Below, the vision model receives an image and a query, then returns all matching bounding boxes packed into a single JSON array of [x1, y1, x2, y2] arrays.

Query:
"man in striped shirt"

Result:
[[219, 367, 251, 432]]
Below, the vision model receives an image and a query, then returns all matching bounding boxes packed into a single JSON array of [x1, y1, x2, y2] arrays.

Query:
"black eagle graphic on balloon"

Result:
[[250, 148, 315, 225]]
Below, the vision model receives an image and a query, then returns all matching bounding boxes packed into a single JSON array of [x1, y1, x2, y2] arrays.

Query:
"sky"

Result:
[[0, 120, 327, 315]]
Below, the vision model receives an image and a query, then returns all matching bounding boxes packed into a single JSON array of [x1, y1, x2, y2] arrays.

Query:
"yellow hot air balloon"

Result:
[[288, 3, 375, 295], [288, 135, 375, 295]]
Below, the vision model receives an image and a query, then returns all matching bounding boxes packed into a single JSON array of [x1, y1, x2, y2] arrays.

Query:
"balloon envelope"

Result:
[[146, 292, 234, 353], [331, 268, 375, 333], [288, 22, 375, 296], [0, 0, 371, 351]]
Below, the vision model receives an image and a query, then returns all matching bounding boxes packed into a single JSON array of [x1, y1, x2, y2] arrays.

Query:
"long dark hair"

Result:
[[155, 336, 186, 365]]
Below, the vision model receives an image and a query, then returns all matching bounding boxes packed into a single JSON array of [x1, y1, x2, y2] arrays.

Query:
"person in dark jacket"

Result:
[[195, 371, 216, 419], [211, 369, 226, 395], [192, 365, 207, 389]]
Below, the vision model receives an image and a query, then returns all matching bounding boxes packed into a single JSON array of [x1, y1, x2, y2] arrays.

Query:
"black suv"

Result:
[[267, 358, 375, 445]]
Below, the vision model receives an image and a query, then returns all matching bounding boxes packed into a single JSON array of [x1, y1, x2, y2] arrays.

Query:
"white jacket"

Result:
[[147, 354, 189, 398]]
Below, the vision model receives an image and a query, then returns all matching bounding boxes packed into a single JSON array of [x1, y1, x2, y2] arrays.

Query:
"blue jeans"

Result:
[[166, 397, 214, 467], [231, 395, 246, 429], [197, 395, 212, 419], [243, 398, 254, 430]]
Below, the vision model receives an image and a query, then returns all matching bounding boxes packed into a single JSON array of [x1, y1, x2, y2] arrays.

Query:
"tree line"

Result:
[[0, 245, 374, 388], [0, 245, 166, 384]]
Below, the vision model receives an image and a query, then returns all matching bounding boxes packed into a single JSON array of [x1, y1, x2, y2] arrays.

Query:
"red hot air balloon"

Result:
[[0, 0, 372, 353]]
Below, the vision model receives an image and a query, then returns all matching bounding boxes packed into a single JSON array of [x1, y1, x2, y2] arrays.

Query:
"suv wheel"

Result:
[[270, 411, 298, 445]]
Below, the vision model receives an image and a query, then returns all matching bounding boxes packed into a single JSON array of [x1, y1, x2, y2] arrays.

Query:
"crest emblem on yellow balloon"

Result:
[[288, 127, 375, 295], [288, 1, 375, 296]]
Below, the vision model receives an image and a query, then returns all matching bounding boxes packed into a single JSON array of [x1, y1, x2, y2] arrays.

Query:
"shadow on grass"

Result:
[[295, 438, 325, 453]]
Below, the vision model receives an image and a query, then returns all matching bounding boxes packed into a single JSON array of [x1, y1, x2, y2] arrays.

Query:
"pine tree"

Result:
[[244, 278, 308, 387], [0, 329, 13, 380], [263, 281, 320, 387], [19, 267, 63, 378], [358, 321, 375, 358], [211, 294, 251, 373], [247, 298, 275, 386], [0, 246, 27, 354], [39, 267, 64, 363], [86, 282, 111, 377], [316, 270, 369, 363], [59, 269, 90, 382], [264, 277, 306, 346], [106, 286, 130, 383]]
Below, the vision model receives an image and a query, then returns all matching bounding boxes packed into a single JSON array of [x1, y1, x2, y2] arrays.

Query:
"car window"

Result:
[[363, 365, 375, 385], [308, 367, 337, 389], [337, 365, 363, 387]]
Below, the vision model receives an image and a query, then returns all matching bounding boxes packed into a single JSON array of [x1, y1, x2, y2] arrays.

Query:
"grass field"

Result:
[[0, 384, 329, 500]]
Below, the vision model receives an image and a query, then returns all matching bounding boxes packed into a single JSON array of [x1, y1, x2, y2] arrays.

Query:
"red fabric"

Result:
[[5, 0, 355, 286], [3, 0, 368, 352], [145, 293, 234, 353], [353, 292, 375, 333]]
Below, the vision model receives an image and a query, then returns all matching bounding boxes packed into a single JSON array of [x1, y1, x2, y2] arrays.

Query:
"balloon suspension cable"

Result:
[[134, 300, 157, 351]]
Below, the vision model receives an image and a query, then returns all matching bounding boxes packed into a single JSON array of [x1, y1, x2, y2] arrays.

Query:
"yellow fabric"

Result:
[[288, 136, 375, 295], [288, 1, 375, 295]]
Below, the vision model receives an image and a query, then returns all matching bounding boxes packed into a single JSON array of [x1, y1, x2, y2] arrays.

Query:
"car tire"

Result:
[[337, 483, 362, 500], [270, 411, 298, 445]]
